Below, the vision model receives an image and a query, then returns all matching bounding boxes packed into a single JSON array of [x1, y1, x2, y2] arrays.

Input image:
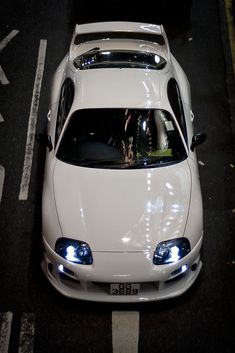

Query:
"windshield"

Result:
[[57, 108, 187, 169], [73, 50, 166, 70]]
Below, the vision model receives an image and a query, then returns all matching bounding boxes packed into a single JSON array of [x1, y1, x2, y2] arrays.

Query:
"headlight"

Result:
[[153, 237, 191, 265], [55, 238, 93, 265]]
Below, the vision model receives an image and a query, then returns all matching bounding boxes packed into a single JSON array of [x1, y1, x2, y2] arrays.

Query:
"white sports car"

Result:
[[36, 22, 206, 302]]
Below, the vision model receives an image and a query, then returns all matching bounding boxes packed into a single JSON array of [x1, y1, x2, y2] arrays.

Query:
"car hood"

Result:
[[53, 160, 191, 252]]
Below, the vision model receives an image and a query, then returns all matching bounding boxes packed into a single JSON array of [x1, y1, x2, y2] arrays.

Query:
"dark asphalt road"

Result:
[[0, 0, 234, 352]]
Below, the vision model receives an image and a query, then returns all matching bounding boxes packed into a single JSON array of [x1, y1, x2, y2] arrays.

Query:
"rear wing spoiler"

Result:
[[69, 21, 170, 60]]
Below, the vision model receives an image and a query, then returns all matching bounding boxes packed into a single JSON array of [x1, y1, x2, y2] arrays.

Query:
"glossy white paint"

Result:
[[74, 21, 162, 36], [52, 160, 192, 252], [40, 22, 204, 302], [69, 21, 170, 61], [41, 235, 202, 302], [71, 69, 169, 111]]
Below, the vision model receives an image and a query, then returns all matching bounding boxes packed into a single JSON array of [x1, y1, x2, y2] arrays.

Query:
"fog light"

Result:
[[58, 264, 75, 276], [58, 264, 64, 272], [181, 264, 188, 273], [171, 264, 188, 277]]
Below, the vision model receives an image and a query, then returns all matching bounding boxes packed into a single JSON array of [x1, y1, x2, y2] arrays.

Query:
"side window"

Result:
[[167, 78, 187, 143], [55, 78, 74, 145]]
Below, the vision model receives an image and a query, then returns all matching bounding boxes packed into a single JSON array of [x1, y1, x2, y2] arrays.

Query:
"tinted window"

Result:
[[55, 78, 74, 145], [73, 50, 166, 70], [57, 108, 186, 169], [167, 78, 187, 143]]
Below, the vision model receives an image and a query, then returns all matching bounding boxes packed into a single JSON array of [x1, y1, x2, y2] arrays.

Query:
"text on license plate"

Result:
[[110, 283, 140, 295]]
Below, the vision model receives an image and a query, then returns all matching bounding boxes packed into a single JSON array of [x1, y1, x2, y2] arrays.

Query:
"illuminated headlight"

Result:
[[55, 238, 93, 265], [153, 238, 191, 265]]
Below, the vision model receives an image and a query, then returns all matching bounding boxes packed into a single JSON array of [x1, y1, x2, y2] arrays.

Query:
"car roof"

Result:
[[69, 66, 173, 112], [67, 22, 175, 112]]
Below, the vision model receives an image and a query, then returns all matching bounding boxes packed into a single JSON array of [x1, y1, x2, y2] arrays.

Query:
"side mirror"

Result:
[[35, 133, 53, 151], [191, 133, 207, 151]]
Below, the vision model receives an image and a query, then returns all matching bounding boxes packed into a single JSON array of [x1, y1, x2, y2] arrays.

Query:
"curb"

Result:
[[218, 0, 235, 156]]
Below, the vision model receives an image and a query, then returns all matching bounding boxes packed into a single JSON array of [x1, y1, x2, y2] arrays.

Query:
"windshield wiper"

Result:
[[124, 157, 173, 169], [78, 157, 172, 168], [124, 160, 158, 169], [77, 159, 128, 167]]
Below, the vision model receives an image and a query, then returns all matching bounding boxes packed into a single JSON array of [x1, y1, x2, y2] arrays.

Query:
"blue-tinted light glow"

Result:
[[77, 245, 89, 257], [66, 245, 78, 262], [58, 264, 64, 272], [55, 238, 93, 264], [154, 238, 191, 265], [181, 264, 188, 273], [155, 55, 160, 63], [169, 246, 180, 262]]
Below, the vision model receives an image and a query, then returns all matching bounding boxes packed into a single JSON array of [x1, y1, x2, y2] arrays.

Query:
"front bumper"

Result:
[[41, 235, 203, 302]]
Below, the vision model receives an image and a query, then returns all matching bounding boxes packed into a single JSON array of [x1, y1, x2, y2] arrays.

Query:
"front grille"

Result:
[[59, 272, 159, 294], [59, 273, 80, 285]]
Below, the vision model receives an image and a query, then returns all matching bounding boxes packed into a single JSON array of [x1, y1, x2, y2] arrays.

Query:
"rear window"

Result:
[[73, 49, 166, 70], [57, 108, 187, 169]]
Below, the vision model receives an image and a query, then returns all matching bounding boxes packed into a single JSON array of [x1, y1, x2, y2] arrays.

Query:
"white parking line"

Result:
[[112, 311, 139, 353], [0, 65, 9, 85], [0, 164, 5, 204], [18, 313, 35, 353], [0, 312, 13, 353], [0, 29, 19, 52], [19, 39, 47, 200]]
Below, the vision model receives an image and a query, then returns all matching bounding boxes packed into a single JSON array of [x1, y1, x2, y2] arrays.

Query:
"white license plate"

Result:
[[110, 283, 140, 295]]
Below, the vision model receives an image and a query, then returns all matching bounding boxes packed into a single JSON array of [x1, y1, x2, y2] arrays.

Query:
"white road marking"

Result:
[[0, 312, 13, 353], [0, 29, 19, 52], [0, 65, 9, 85], [112, 311, 139, 353], [0, 30, 19, 122], [18, 313, 35, 353], [0, 164, 5, 204], [19, 39, 47, 200]]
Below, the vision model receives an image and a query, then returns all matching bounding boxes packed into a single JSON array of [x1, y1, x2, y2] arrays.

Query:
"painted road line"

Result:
[[224, 0, 235, 72], [0, 29, 19, 52], [112, 311, 139, 353], [0, 164, 5, 204], [18, 313, 35, 353], [0, 65, 9, 85], [19, 39, 47, 200], [0, 113, 4, 122], [0, 312, 13, 353]]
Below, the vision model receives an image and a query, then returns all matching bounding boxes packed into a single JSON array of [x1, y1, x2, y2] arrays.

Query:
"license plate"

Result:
[[110, 283, 140, 295]]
